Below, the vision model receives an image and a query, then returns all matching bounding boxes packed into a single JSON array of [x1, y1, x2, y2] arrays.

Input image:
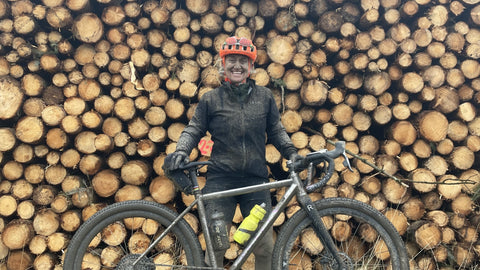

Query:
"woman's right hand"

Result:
[[163, 151, 189, 171]]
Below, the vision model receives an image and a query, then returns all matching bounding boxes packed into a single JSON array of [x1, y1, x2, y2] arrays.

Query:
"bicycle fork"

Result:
[[293, 176, 348, 270]]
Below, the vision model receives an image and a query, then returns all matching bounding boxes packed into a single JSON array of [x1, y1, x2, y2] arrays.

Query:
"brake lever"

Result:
[[342, 151, 353, 172]]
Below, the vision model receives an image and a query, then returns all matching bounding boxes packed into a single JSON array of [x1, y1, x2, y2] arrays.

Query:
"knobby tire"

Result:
[[63, 200, 204, 270], [272, 197, 409, 270]]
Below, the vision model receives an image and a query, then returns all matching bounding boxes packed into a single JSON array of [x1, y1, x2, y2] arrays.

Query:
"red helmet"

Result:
[[219, 36, 257, 62]]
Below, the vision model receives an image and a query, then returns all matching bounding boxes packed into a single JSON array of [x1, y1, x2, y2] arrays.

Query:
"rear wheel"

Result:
[[273, 197, 409, 270], [63, 200, 204, 270]]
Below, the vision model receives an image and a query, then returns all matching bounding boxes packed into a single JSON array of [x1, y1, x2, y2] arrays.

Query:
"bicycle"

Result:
[[64, 141, 409, 269]]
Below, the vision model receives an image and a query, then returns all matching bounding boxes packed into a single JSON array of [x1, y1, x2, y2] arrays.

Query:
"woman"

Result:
[[164, 36, 303, 269]]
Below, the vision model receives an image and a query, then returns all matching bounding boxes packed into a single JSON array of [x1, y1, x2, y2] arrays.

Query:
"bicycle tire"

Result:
[[272, 197, 410, 270], [63, 200, 205, 270]]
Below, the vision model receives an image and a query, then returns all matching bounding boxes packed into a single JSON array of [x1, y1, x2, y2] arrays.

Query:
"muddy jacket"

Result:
[[175, 79, 297, 179]]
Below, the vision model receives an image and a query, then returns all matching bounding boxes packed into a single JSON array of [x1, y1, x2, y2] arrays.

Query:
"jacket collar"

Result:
[[222, 79, 256, 103]]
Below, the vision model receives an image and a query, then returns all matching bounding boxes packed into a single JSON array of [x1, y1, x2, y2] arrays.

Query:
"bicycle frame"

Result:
[[134, 161, 347, 270]]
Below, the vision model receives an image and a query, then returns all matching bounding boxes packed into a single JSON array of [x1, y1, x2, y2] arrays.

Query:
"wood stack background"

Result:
[[0, 0, 479, 269]]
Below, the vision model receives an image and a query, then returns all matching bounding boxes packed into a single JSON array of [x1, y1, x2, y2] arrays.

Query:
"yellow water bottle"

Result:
[[233, 203, 266, 245]]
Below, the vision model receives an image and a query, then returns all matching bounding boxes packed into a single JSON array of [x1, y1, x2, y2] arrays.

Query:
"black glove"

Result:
[[163, 151, 189, 171], [290, 153, 307, 169]]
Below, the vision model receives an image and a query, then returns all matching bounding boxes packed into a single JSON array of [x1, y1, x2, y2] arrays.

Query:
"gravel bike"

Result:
[[64, 141, 409, 269]]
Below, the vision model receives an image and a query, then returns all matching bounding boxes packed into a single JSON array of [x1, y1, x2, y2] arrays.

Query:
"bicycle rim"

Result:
[[63, 200, 204, 270], [273, 197, 409, 270]]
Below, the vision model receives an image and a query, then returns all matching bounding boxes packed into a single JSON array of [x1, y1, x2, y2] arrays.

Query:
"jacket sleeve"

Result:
[[265, 90, 297, 158], [175, 95, 209, 155]]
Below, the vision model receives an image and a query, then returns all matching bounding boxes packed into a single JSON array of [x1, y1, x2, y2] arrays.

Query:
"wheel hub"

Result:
[[116, 254, 155, 270], [319, 251, 353, 270]]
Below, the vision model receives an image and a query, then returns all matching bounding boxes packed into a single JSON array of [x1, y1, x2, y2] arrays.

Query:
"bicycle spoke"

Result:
[[274, 198, 409, 270], [65, 201, 204, 270], [284, 218, 396, 269], [76, 218, 191, 269]]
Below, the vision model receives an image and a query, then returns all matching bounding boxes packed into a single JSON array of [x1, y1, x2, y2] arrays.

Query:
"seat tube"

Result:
[[196, 192, 219, 269], [189, 167, 218, 269]]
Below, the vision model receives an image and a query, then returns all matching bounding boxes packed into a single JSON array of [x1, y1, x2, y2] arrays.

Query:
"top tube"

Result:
[[201, 178, 294, 201]]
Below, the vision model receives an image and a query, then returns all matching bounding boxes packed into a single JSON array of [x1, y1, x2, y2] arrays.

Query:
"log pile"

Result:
[[0, 0, 479, 269]]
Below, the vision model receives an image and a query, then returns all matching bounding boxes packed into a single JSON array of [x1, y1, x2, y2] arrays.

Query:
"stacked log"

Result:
[[0, 0, 479, 269]]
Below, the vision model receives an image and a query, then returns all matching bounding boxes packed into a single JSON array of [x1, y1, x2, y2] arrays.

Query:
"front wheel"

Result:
[[63, 200, 204, 270], [273, 197, 410, 270]]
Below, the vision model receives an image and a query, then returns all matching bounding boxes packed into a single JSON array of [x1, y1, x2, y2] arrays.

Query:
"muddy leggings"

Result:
[[202, 176, 273, 269]]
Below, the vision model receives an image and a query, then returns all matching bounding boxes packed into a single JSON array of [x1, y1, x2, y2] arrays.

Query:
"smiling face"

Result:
[[223, 54, 252, 85]]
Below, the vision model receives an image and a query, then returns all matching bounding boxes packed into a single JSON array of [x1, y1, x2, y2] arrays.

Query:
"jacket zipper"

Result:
[[241, 102, 247, 177]]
